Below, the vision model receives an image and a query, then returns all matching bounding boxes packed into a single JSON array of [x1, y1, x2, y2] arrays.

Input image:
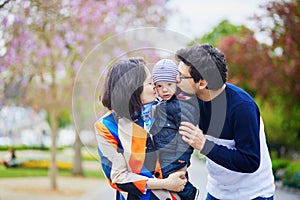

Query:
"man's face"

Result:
[[176, 61, 197, 94]]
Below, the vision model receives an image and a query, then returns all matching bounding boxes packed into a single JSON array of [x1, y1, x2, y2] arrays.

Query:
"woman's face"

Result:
[[140, 69, 156, 104]]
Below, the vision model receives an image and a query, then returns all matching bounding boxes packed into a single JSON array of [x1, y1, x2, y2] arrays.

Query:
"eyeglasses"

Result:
[[177, 71, 193, 80]]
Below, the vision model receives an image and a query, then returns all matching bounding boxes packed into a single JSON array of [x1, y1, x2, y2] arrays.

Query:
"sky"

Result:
[[166, 0, 266, 38]]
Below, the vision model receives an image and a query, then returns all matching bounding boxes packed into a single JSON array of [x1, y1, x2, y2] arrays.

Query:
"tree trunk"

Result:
[[280, 146, 287, 158], [49, 111, 58, 190], [72, 131, 83, 175]]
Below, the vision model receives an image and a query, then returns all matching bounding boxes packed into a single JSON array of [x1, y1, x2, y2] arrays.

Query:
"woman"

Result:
[[95, 58, 187, 200]]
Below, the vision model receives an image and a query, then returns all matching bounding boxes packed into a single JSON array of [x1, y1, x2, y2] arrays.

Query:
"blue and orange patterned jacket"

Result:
[[95, 111, 179, 200]]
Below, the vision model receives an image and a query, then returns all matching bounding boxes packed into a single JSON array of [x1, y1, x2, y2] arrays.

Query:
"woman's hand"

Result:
[[164, 171, 187, 192], [179, 121, 206, 151]]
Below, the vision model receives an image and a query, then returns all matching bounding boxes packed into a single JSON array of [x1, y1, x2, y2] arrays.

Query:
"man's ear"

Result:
[[198, 79, 208, 90]]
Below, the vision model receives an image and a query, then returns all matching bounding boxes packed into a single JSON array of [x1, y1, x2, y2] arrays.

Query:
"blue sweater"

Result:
[[200, 83, 260, 172], [198, 83, 275, 199]]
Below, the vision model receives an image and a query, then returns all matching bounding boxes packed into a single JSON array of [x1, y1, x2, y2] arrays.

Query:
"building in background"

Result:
[[0, 106, 75, 147]]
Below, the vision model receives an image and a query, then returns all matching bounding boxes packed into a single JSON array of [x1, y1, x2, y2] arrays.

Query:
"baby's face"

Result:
[[154, 82, 177, 101]]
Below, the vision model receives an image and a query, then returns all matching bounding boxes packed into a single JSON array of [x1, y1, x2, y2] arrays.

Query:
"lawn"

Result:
[[0, 148, 104, 179]]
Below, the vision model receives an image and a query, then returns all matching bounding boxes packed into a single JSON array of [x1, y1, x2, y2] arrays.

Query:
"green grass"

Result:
[[0, 145, 66, 151], [0, 165, 49, 177], [0, 165, 105, 179], [82, 153, 99, 161], [83, 169, 105, 179]]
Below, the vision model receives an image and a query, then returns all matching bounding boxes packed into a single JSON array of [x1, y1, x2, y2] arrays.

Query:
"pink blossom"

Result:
[[97, 26, 107, 35], [54, 35, 65, 49], [62, 48, 69, 58], [2, 17, 8, 27], [106, 1, 118, 8], [0, 65, 7, 72], [56, 62, 64, 71], [13, 16, 24, 25], [73, 60, 81, 72], [112, 47, 123, 58], [65, 32, 75, 44], [38, 46, 51, 57], [75, 33, 86, 43], [69, 0, 82, 8], [150, 0, 165, 4], [21, 75, 31, 86], [77, 46, 83, 54], [118, 0, 133, 6], [7, 48, 17, 62], [1, 0, 169, 95]]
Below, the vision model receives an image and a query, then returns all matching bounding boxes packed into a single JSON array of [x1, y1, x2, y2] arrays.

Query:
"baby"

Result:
[[150, 59, 200, 200]]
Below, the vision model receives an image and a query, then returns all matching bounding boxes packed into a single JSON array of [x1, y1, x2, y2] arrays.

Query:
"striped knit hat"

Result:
[[152, 59, 177, 83]]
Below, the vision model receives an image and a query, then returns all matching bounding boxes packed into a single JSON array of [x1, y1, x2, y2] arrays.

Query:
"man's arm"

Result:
[[179, 104, 260, 173]]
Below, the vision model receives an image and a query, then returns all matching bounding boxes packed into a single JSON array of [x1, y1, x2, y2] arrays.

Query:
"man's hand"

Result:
[[179, 121, 206, 151]]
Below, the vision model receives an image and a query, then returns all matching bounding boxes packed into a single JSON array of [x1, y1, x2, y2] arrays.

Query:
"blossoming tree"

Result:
[[0, 0, 169, 189]]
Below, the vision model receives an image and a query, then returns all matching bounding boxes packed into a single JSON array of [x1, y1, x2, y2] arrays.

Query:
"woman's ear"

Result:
[[198, 79, 208, 90]]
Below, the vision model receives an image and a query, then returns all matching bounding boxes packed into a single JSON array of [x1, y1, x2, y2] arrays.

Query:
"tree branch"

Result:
[[0, 0, 12, 9]]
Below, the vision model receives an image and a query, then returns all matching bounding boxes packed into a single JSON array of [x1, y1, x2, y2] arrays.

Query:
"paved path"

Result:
[[87, 156, 300, 200], [1, 150, 299, 199], [0, 176, 105, 200]]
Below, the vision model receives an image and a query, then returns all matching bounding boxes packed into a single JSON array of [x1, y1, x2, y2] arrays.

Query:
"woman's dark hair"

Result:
[[101, 58, 146, 120], [176, 44, 227, 90]]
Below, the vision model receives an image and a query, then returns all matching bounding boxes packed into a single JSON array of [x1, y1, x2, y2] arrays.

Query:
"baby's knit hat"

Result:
[[152, 59, 177, 83]]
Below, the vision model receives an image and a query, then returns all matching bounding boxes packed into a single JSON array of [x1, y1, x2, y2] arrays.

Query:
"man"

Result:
[[175, 44, 275, 200]]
